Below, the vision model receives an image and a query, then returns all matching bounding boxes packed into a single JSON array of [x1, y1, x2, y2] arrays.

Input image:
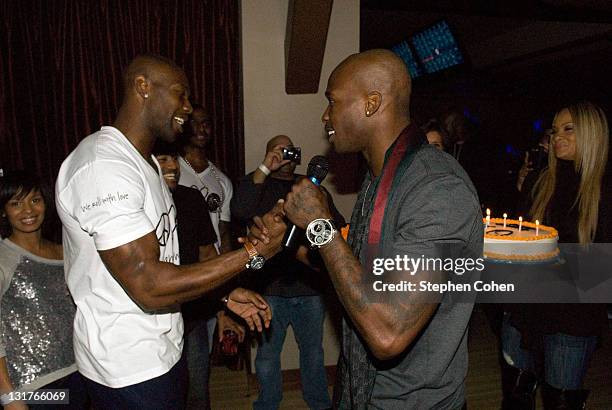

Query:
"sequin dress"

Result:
[[0, 239, 77, 391]]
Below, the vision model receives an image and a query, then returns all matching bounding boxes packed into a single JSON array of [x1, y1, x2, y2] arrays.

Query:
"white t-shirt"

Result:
[[56, 126, 182, 388], [178, 157, 232, 251]]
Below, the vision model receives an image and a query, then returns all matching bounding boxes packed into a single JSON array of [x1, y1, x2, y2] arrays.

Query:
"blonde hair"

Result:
[[530, 101, 609, 244]]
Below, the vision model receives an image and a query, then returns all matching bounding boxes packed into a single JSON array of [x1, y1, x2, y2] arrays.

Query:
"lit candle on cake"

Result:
[[518, 216, 523, 232], [535, 220, 539, 235], [485, 208, 491, 227], [503, 213, 507, 228]]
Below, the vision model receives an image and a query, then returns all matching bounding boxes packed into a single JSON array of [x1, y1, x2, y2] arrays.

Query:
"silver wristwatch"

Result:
[[306, 218, 338, 248]]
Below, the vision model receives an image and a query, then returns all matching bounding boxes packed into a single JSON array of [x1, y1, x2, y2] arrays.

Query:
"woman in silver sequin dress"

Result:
[[0, 172, 87, 409]]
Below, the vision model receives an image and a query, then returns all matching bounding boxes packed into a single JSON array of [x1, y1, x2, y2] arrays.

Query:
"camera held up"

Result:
[[282, 145, 301, 164]]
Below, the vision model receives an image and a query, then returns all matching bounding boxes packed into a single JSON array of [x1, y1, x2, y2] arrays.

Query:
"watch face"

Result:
[[306, 219, 336, 248], [249, 255, 265, 270]]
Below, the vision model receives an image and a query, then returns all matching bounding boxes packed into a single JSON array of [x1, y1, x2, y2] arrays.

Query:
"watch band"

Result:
[[243, 241, 265, 269], [244, 241, 258, 258]]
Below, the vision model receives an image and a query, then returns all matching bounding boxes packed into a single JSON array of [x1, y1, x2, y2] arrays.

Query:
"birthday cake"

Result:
[[483, 218, 559, 262]]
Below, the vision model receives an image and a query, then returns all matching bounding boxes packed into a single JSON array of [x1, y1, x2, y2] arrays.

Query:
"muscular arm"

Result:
[[283, 180, 435, 359], [284, 171, 475, 361], [199, 244, 218, 262], [100, 232, 251, 311], [99, 210, 284, 313], [318, 236, 439, 360]]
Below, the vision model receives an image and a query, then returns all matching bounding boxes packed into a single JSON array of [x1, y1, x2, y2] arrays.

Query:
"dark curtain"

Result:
[[0, 0, 244, 187]]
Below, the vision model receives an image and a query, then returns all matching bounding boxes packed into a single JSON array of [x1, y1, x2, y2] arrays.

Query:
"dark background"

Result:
[[1, 0, 610, 216], [0, 0, 243, 186], [361, 0, 612, 213]]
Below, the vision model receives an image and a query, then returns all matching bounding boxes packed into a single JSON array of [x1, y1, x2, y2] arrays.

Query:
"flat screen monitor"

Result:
[[391, 40, 423, 79], [411, 20, 464, 74]]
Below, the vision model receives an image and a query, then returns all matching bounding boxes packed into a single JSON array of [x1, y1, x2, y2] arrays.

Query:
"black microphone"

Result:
[[282, 155, 329, 249]]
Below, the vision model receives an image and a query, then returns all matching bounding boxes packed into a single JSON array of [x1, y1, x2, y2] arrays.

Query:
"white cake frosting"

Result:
[[483, 218, 559, 262]]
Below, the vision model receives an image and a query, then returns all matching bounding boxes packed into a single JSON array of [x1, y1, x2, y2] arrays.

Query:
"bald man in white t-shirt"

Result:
[[56, 54, 285, 410]]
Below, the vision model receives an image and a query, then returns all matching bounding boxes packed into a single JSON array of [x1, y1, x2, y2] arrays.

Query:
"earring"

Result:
[[366, 110, 370, 116], [144, 93, 149, 99]]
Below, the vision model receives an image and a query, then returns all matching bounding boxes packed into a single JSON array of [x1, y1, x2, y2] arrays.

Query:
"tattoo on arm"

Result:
[[319, 237, 440, 355], [321, 240, 370, 314]]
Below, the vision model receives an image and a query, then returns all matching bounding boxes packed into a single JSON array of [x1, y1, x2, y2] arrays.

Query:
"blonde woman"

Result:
[[502, 101, 611, 409]]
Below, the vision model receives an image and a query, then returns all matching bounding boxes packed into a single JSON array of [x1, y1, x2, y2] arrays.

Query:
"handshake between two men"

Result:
[[94, 177, 332, 338], [237, 176, 337, 329]]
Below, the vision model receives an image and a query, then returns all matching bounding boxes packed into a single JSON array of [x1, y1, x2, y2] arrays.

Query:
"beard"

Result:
[[157, 118, 180, 143]]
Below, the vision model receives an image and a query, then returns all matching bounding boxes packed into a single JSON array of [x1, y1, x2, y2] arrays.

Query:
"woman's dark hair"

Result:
[[0, 171, 58, 239], [420, 118, 450, 150]]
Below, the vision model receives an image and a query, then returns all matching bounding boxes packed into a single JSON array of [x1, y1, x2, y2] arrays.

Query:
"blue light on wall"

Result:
[[533, 119, 544, 133], [412, 21, 464, 74], [391, 41, 422, 79], [505, 144, 521, 157], [463, 108, 480, 126]]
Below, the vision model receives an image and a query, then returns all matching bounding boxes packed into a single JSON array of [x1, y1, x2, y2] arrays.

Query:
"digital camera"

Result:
[[282, 145, 301, 164]]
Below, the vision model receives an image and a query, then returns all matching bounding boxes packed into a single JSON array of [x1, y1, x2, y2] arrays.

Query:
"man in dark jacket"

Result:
[[232, 135, 345, 410]]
